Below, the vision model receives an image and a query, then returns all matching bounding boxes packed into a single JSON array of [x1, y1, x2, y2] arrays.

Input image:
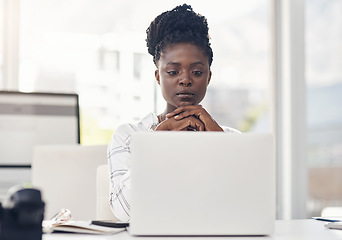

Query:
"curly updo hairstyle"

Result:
[[146, 4, 213, 66]]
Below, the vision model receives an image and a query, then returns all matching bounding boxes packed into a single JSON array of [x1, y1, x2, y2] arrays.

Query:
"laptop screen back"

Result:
[[129, 132, 275, 236]]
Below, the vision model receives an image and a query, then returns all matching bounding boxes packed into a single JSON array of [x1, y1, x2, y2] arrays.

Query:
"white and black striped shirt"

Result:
[[107, 112, 240, 222]]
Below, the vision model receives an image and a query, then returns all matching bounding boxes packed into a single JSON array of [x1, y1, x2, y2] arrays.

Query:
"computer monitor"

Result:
[[0, 91, 80, 166]]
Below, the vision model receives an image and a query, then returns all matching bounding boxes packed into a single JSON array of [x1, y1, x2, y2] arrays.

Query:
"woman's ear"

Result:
[[207, 70, 212, 85], [155, 69, 160, 85]]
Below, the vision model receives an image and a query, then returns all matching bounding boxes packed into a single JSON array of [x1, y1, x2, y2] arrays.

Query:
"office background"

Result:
[[0, 0, 341, 220]]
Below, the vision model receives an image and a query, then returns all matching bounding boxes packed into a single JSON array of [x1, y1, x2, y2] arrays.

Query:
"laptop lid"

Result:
[[129, 132, 275, 236]]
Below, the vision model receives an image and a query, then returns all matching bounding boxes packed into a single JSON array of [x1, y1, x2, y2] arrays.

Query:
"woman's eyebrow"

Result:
[[166, 61, 205, 66], [166, 62, 181, 66], [190, 61, 205, 66]]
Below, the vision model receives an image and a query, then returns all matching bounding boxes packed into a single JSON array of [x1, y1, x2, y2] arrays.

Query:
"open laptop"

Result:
[[129, 132, 275, 236]]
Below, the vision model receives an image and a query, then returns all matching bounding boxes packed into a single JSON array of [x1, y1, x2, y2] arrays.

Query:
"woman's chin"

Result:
[[178, 101, 195, 107]]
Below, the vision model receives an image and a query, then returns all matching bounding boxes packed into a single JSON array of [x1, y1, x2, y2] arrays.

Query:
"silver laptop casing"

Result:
[[129, 132, 275, 236]]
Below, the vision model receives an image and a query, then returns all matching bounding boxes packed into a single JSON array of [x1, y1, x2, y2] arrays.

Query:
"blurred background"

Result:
[[0, 0, 341, 219]]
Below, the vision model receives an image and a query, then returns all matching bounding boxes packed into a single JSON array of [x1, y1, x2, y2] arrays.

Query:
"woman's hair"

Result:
[[146, 4, 213, 66]]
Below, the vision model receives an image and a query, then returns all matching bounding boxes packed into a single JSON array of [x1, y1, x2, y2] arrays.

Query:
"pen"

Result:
[[91, 220, 129, 228], [312, 217, 341, 222]]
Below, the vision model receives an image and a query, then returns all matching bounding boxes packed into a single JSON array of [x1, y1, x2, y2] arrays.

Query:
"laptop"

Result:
[[129, 132, 275, 236]]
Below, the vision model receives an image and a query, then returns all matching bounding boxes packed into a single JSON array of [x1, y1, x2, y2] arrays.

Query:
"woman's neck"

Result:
[[158, 111, 167, 123]]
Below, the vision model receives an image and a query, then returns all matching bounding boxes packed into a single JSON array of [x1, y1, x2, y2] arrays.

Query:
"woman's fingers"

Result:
[[156, 115, 204, 131]]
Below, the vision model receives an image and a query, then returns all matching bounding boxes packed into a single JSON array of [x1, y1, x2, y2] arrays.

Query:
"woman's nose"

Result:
[[178, 74, 192, 87]]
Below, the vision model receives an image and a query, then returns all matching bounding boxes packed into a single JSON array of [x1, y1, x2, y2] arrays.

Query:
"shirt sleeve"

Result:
[[107, 124, 134, 222], [221, 126, 241, 133]]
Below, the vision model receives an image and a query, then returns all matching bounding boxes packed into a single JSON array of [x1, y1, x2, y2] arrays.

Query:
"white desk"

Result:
[[43, 219, 342, 240]]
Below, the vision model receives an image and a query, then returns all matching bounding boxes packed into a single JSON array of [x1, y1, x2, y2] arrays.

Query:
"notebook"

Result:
[[129, 132, 275, 236]]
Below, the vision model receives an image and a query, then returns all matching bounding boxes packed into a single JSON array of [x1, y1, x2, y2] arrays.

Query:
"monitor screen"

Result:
[[0, 91, 79, 166]]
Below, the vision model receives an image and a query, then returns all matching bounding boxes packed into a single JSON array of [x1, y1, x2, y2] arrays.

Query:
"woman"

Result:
[[107, 4, 240, 222]]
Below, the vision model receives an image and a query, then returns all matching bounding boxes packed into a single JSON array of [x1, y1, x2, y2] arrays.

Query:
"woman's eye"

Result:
[[167, 71, 178, 76], [193, 71, 203, 76]]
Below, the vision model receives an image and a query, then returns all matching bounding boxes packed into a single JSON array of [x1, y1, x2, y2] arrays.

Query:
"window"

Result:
[[306, 0, 342, 217], [12, 0, 271, 145], [203, 3, 270, 132]]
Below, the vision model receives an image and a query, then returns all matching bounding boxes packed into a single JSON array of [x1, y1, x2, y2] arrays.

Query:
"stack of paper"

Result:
[[43, 220, 126, 235]]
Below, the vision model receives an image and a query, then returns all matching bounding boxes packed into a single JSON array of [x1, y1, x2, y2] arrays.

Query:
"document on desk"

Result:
[[43, 220, 126, 235]]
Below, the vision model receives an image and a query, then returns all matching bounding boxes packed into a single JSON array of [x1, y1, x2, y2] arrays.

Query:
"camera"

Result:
[[0, 185, 45, 240]]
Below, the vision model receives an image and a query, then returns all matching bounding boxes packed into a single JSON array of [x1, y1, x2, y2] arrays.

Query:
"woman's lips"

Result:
[[176, 92, 194, 98]]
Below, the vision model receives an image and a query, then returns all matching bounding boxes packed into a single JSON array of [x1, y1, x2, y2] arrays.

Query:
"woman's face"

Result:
[[155, 43, 211, 112]]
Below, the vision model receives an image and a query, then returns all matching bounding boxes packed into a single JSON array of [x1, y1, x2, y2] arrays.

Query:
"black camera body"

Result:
[[0, 186, 45, 240]]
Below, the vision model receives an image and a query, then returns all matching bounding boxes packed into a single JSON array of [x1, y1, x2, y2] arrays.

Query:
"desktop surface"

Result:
[[42, 219, 342, 239]]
